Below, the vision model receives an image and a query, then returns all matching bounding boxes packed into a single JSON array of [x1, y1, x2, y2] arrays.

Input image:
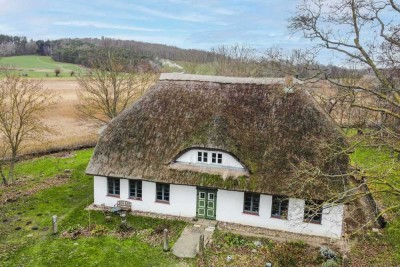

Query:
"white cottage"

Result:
[[86, 73, 349, 239]]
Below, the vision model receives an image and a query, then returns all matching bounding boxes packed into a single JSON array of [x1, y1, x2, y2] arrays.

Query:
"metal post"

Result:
[[163, 229, 169, 252]]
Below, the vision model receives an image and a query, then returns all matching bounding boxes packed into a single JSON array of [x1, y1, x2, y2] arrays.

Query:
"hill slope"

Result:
[[0, 55, 87, 78]]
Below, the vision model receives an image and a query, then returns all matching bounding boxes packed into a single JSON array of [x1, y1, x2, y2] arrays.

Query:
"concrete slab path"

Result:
[[172, 220, 216, 258]]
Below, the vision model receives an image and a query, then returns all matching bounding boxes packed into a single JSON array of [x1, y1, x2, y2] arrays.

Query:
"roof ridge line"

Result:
[[159, 73, 303, 85]]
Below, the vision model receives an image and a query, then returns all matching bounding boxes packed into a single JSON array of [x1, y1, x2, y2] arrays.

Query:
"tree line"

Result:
[[0, 35, 216, 65]]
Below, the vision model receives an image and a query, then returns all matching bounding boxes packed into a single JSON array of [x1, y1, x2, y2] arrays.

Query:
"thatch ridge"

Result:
[[87, 74, 349, 200], [159, 73, 304, 85]]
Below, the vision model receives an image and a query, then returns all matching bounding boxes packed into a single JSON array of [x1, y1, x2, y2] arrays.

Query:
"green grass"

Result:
[[0, 149, 191, 267], [0, 55, 87, 78], [350, 141, 400, 265]]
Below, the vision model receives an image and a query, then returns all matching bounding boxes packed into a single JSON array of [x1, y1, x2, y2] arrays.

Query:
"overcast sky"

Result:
[[0, 0, 323, 59]]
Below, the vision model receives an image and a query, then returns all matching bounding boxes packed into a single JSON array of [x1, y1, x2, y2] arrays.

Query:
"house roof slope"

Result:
[[87, 73, 349, 200]]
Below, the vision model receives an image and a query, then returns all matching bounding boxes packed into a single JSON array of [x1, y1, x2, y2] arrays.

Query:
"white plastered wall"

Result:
[[93, 176, 344, 238], [215, 190, 344, 238], [93, 176, 197, 217]]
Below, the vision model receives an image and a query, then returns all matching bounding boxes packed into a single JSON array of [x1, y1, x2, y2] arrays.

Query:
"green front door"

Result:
[[196, 188, 217, 220]]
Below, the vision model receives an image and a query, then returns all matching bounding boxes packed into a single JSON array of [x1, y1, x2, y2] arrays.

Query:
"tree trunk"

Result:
[[8, 151, 16, 183], [0, 164, 8, 186]]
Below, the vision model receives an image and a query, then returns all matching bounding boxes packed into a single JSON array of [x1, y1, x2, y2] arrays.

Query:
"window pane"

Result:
[[272, 196, 288, 218], [244, 193, 259, 213], [198, 152, 202, 162], [217, 153, 222, 163], [156, 184, 162, 200], [130, 180, 142, 198], [253, 195, 260, 212], [137, 181, 142, 198], [107, 178, 113, 194], [203, 152, 208, 162], [212, 153, 216, 163], [304, 200, 322, 223]]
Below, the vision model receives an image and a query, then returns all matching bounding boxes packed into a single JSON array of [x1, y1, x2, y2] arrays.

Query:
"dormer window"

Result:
[[174, 148, 246, 175], [197, 151, 223, 164]]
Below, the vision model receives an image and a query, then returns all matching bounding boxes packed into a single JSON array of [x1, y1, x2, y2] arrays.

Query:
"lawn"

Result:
[[0, 149, 192, 267], [348, 135, 400, 266], [0, 55, 87, 78]]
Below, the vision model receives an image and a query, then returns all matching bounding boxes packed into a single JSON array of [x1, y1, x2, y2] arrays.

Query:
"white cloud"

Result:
[[53, 21, 161, 32], [134, 5, 213, 23]]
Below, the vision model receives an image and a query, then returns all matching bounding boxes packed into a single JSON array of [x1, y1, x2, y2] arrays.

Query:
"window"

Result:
[[156, 183, 170, 203], [197, 151, 208, 163], [129, 180, 142, 199], [212, 153, 223, 164], [271, 196, 289, 219], [107, 178, 120, 196], [304, 200, 323, 224], [243, 193, 260, 214]]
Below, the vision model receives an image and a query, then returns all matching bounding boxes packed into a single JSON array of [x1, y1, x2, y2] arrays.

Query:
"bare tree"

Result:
[[0, 75, 57, 185], [263, 46, 321, 79], [211, 44, 262, 77], [76, 48, 156, 126], [288, 0, 400, 150]]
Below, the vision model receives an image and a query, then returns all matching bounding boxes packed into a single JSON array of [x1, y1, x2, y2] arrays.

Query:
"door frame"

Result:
[[196, 187, 217, 220]]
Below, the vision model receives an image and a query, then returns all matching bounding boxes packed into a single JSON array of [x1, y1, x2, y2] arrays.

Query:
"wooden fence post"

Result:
[[199, 234, 204, 256], [52, 215, 58, 234]]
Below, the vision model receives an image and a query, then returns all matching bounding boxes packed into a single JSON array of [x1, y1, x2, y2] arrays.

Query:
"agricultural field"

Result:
[[0, 55, 87, 78], [24, 79, 97, 154]]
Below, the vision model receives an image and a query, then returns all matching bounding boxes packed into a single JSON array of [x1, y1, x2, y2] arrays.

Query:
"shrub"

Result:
[[116, 223, 134, 233], [90, 224, 108, 236], [54, 68, 61, 77], [320, 246, 337, 260], [223, 232, 249, 247]]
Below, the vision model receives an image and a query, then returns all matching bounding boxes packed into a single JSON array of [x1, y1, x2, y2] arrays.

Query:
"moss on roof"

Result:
[[87, 74, 349, 200]]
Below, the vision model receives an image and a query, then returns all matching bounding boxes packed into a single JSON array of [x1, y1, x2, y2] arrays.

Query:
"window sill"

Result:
[[107, 194, 120, 198], [129, 197, 142, 201], [243, 211, 259, 216], [303, 220, 322, 225], [155, 200, 170, 204], [271, 215, 288, 220]]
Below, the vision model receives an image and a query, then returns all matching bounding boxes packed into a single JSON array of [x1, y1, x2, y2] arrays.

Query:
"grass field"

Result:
[[0, 55, 87, 78], [348, 133, 400, 266]]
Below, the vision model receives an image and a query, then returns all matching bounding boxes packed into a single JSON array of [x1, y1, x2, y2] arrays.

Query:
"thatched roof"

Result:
[[87, 73, 349, 200]]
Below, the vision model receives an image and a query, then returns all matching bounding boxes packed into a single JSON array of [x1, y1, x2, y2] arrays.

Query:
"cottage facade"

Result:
[[87, 73, 349, 239]]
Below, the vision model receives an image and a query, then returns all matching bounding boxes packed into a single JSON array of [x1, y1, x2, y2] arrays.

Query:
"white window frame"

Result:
[[211, 152, 223, 164], [197, 151, 208, 163]]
